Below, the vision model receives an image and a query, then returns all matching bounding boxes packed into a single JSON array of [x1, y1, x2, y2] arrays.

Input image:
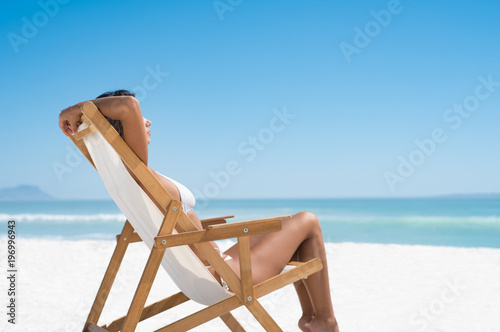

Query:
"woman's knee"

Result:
[[295, 211, 321, 234]]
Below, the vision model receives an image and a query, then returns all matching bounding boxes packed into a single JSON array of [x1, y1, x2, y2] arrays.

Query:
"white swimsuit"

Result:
[[159, 173, 196, 213]]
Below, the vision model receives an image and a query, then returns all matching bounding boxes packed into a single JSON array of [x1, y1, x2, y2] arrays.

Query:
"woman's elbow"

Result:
[[124, 95, 140, 111], [119, 96, 141, 119]]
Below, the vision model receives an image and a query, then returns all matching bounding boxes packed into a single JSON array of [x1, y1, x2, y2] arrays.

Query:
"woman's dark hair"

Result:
[[96, 89, 135, 137]]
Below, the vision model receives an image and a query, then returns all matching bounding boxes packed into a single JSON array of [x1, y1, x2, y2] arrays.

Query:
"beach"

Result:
[[3, 0, 500, 331], [1, 238, 499, 332]]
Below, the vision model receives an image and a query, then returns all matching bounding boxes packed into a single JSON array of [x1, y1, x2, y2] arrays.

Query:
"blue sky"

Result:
[[0, 0, 499, 200]]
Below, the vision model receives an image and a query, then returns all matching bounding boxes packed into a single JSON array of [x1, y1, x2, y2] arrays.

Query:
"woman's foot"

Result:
[[298, 314, 315, 332], [309, 316, 339, 332]]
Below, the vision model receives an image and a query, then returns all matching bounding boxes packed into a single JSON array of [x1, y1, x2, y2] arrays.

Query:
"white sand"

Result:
[[1, 239, 499, 332]]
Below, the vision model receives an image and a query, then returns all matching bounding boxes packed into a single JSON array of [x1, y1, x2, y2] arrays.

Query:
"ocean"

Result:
[[1, 198, 499, 248]]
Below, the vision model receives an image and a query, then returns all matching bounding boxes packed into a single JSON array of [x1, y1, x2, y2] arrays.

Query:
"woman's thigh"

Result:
[[224, 212, 316, 284]]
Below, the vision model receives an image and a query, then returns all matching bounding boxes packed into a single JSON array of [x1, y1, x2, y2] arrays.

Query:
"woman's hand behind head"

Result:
[[59, 102, 85, 136]]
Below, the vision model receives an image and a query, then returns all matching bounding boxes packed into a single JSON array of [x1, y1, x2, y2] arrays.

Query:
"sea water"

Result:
[[1, 198, 499, 248]]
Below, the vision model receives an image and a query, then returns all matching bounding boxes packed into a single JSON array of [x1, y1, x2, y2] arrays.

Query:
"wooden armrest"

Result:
[[206, 215, 291, 230], [200, 215, 235, 229], [154, 215, 291, 248]]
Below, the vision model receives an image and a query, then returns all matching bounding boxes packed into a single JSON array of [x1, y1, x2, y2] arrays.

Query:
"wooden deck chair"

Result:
[[69, 101, 323, 332]]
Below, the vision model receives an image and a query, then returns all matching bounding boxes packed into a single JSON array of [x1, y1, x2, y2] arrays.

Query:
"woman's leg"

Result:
[[294, 278, 316, 331], [224, 212, 339, 332], [295, 216, 338, 332]]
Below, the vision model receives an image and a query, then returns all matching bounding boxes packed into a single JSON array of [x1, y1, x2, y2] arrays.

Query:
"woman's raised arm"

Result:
[[58, 95, 149, 164]]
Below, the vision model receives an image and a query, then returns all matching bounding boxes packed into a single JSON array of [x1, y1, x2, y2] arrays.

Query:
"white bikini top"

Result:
[[159, 173, 196, 213]]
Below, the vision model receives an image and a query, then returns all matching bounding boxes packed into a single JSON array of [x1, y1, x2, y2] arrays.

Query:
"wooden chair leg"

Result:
[[220, 312, 246, 332], [83, 221, 135, 331], [120, 245, 167, 332], [87, 323, 108, 332], [246, 300, 282, 332], [121, 201, 181, 332]]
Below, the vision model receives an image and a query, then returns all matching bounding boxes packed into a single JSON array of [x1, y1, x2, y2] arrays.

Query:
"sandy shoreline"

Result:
[[1, 239, 499, 331]]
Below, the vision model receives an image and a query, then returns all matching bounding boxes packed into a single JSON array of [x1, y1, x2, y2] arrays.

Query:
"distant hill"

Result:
[[0, 185, 54, 201]]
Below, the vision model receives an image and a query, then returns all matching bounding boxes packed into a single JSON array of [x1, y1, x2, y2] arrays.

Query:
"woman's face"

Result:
[[143, 117, 152, 144]]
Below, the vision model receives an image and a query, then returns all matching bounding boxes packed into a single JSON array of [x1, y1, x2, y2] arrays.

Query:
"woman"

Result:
[[59, 90, 340, 332]]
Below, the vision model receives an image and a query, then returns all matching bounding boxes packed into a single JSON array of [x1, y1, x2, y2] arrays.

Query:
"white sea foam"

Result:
[[317, 213, 500, 225], [1, 212, 499, 226]]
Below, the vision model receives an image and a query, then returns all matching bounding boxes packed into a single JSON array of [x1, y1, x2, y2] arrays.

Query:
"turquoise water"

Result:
[[1, 198, 499, 248]]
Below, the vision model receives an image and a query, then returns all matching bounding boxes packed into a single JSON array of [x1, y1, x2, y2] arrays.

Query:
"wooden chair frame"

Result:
[[71, 101, 323, 332]]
